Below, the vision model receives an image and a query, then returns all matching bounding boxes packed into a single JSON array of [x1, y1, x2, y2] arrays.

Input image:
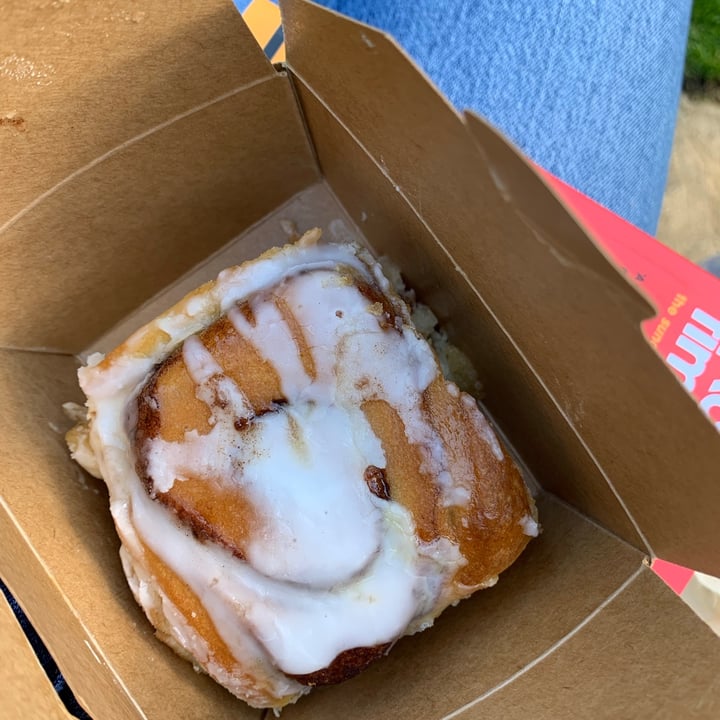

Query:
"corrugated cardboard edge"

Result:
[[1, 584, 73, 720], [0, 495, 144, 719]]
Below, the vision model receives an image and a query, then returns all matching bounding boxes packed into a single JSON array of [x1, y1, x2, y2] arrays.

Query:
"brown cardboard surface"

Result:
[[1, 592, 72, 720], [0, 349, 140, 719], [463, 112, 720, 578], [453, 568, 720, 720], [1, 0, 273, 222], [1, 72, 318, 353], [1, 2, 318, 353], [281, 0, 720, 576]]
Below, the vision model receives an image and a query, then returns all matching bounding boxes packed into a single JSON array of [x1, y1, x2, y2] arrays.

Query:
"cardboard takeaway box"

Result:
[[2, 0, 719, 717]]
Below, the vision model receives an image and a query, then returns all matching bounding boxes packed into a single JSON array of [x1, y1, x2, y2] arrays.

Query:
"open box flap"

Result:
[[1, 0, 318, 353], [462, 112, 720, 576], [281, 0, 720, 577], [1, 0, 274, 217], [290, 78, 647, 553]]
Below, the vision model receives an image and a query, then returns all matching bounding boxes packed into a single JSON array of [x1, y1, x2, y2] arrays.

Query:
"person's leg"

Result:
[[312, 0, 692, 236]]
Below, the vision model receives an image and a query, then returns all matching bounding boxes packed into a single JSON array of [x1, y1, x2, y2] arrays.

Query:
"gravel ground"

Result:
[[656, 94, 720, 273]]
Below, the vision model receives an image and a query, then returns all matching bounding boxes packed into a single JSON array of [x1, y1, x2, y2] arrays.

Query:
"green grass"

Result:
[[685, 0, 720, 86]]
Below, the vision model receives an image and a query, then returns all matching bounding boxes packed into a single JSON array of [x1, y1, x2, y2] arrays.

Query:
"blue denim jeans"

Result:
[[303, 0, 692, 236]]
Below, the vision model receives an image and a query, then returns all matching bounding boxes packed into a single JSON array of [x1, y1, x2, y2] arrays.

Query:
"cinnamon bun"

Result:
[[67, 229, 537, 709]]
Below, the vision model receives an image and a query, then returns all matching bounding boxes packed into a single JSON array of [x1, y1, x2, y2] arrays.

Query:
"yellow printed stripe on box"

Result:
[[241, 0, 286, 63]]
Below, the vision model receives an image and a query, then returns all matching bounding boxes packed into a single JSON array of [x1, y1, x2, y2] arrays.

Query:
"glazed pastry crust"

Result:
[[135, 323, 534, 599], [69, 229, 537, 708]]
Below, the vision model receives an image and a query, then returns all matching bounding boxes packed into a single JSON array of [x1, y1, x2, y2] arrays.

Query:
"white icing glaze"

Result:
[[462, 392, 505, 462], [77, 238, 483, 695], [147, 402, 387, 588], [227, 301, 312, 400], [519, 514, 540, 537], [445, 381, 460, 398], [86, 352, 104, 367], [240, 405, 385, 587], [183, 334, 222, 383]]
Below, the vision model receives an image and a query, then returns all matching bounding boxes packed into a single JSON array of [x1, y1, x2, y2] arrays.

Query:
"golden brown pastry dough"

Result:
[[68, 229, 537, 709]]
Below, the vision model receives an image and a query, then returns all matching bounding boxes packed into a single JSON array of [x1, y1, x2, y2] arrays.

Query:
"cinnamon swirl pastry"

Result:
[[67, 229, 537, 709]]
